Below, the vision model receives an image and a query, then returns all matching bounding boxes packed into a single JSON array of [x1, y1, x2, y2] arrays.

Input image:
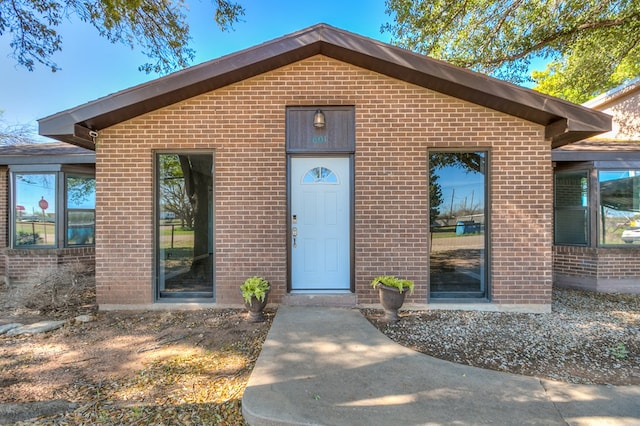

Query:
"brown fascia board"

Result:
[[38, 23, 611, 149]]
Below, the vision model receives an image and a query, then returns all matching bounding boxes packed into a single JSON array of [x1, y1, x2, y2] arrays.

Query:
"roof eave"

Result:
[[546, 116, 614, 148], [39, 30, 323, 147], [38, 24, 612, 149]]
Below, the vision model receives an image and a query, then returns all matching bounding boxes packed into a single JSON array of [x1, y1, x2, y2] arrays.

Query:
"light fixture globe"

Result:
[[313, 109, 326, 128]]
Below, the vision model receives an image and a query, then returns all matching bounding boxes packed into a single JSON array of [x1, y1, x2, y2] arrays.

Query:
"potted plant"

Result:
[[371, 275, 414, 322], [240, 276, 271, 322]]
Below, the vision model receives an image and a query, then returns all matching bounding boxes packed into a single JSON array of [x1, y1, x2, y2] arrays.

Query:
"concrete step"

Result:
[[282, 293, 356, 307]]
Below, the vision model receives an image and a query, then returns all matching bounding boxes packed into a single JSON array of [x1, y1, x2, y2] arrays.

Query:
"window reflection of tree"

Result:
[[429, 152, 486, 298], [158, 154, 213, 295]]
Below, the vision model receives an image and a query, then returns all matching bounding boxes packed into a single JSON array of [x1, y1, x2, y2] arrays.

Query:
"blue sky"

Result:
[[435, 164, 485, 217], [0, 0, 391, 139]]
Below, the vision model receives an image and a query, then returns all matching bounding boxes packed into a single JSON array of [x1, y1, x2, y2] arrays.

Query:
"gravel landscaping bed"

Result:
[[363, 288, 640, 385]]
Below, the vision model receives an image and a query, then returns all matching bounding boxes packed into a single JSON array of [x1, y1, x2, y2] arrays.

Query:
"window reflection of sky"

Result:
[[68, 195, 95, 209], [16, 174, 56, 214], [599, 170, 640, 217], [599, 170, 636, 182], [435, 164, 485, 211]]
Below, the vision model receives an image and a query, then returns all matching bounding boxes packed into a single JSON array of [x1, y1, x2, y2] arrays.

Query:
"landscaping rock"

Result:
[[0, 323, 22, 335], [0, 400, 77, 423], [74, 314, 95, 323], [6, 320, 65, 336]]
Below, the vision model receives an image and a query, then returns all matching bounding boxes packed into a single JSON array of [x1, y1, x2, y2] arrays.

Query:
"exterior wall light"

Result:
[[313, 109, 326, 128]]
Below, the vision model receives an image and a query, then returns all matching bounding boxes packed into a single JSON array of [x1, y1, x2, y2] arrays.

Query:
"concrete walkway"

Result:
[[242, 306, 640, 426]]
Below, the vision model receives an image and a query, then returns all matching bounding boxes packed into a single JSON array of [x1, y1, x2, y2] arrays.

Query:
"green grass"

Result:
[[430, 227, 483, 239]]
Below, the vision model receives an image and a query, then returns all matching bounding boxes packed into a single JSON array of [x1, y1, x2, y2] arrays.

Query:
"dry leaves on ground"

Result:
[[1, 308, 273, 425]]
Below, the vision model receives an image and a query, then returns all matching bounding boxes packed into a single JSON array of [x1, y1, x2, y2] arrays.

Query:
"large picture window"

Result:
[[12, 170, 95, 249], [554, 170, 589, 245], [156, 153, 214, 299], [429, 151, 488, 299], [599, 170, 640, 246]]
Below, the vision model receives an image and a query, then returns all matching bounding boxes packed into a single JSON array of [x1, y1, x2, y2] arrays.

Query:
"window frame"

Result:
[[154, 150, 216, 301], [427, 149, 490, 300], [553, 168, 590, 246], [553, 162, 640, 249], [9, 165, 95, 249]]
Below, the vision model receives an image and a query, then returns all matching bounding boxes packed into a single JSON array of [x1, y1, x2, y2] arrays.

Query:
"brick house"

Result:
[[0, 143, 95, 282], [14, 24, 612, 311], [552, 78, 640, 293]]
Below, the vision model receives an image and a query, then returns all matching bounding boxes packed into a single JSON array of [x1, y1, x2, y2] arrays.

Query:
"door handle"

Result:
[[292, 227, 298, 248]]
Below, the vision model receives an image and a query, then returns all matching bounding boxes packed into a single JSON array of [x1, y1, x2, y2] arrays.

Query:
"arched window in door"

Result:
[[302, 166, 338, 184]]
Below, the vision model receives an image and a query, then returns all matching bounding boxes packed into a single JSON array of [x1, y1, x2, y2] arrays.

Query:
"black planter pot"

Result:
[[377, 284, 407, 322], [244, 291, 269, 322]]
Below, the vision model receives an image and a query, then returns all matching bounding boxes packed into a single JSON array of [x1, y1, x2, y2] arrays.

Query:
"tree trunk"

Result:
[[179, 155, 212, 279]]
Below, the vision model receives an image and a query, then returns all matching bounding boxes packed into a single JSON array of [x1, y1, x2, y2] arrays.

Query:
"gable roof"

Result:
[[38, 23, 610, 150]]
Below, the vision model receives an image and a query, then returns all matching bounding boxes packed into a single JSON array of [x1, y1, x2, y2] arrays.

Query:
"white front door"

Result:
[[291, 157, 351, 291]]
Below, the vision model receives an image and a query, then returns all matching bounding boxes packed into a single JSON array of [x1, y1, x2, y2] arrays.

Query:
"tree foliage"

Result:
[[429, 167, 443, 225], [0, 112, 37, 145], [384, 0, 640, 102], [67, 176, 96, 207], [159, 154, 194, 228], [0, 0, 245, 74]]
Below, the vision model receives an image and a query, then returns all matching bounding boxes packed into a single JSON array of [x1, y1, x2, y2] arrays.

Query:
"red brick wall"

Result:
[[2, 247, 95, 282], [553, 245, 640, 293], [597, 248, 640, 279], [96, 55, 551, 306], [553, 246, 598, 278]]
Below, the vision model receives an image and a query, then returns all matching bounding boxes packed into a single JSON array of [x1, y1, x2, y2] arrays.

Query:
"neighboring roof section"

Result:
[[0, 142, 95, 165], [582, 77, 640, 142], [552, 140, 640, 162], [38, 23, 611, 149], [583, 77, 640, 110], [553, 78, 640, 162]]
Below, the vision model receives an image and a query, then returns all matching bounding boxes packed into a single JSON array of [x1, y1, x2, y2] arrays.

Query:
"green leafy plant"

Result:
[[240, 276, 270, 305], [609, 343, 629, 360], [16, 231, 39, 245], [371, 276, 414, 294]]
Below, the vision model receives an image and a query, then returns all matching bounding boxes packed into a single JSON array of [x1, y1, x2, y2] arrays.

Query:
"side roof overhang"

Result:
[[552, 140, 640, 162], [0, 142, 95, 165], [39, 23, 611, 150]]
